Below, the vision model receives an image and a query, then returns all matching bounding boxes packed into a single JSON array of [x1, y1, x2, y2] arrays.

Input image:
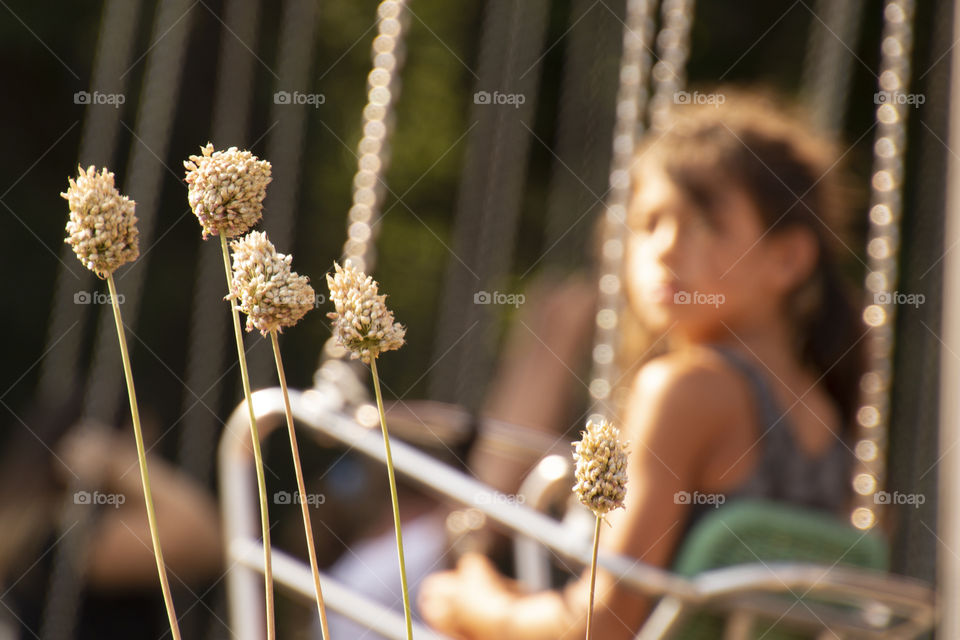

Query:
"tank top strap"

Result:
[[703, 343, 851, 514], [707, 344, 790, 436]]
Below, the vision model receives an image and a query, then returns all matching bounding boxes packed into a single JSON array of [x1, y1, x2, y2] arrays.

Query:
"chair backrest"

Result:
[[673, 500, 888, 576], [669, 499, 888, 640]]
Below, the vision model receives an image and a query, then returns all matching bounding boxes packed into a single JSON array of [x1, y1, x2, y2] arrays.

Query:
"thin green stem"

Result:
[[586, 514, 601, 640], [370, 357, 413, 640], [220, 231, 275, 640], [271, 331, 332, 639], [106, 274, 182, 640]]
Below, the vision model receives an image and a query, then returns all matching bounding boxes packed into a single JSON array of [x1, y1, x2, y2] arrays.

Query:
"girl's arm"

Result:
[[420, 351, 747, 639]]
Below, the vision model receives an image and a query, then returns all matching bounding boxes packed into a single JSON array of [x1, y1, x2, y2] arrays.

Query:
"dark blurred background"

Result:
[[0, 0, 949, 638], [3, 0, 904, 422]]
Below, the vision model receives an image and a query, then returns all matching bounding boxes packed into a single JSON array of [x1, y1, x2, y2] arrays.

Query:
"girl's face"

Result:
[[625, 166, 798, 342]]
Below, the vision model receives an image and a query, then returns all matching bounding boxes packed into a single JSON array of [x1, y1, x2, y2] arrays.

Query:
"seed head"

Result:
[[62, 165, 139, 277], [326, 261, 405, 364], [183, 143, 272, 239], [573, 419, 629, 517], [228, 231, 314, 335]]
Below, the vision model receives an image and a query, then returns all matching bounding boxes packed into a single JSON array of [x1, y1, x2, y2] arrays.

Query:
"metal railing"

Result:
[[219, 384, 936, 639]]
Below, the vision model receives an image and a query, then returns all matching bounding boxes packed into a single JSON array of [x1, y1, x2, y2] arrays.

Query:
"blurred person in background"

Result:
[[0, 395, 222, 639], [419, 90, 864, 639]]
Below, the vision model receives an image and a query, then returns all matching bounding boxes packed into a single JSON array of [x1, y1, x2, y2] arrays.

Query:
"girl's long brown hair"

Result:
[[617, 90, 865, 432]]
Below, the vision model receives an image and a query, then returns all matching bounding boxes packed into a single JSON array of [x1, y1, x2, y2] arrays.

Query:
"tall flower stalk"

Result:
[[573, 418, 629, 640], [62, 166, 181, 640], [184, 144, 277, 639], [326, 262, 411, 639], [219, 231, 275, 635], [228, 231, 331, 638]]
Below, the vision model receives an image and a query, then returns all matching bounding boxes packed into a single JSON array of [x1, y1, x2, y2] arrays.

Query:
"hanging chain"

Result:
[[322, 0, 408, 365], [851, 0, 916, 531], [36, 0, 143, 403], [588, 0, 658, 419], [801, 0, 865, 135], [81, 0, 196, 423], [339, 0, 408, 276], [648, 0, 695, 133], [590, 0, 697, 417], [178, 0, 262, 481]]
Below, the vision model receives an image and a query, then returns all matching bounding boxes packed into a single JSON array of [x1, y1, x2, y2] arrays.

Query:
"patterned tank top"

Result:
[[684, 344, 852, 534]]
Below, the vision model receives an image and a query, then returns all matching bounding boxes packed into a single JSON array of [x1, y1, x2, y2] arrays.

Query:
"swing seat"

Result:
[[219, 388, 937, 640], [642, 499, 932, 639]]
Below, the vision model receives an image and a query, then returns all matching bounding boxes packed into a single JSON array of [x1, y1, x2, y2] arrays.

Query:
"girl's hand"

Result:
[[419, 553, 515, 638]]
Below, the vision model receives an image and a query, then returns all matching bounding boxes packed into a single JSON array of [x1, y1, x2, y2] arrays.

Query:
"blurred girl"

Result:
[[419, 91, 864, 639]]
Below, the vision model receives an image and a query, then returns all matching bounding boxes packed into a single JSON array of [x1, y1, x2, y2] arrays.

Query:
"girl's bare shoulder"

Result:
[[627, 346, 754, 445], [634, 346, 750, 403]]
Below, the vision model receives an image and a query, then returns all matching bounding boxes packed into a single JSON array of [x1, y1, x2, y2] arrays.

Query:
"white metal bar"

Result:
[[219, 386, 936, 638], [230, 539, 450, 640]]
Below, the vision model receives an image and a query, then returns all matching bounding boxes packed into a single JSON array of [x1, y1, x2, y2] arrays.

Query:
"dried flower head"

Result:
[[228, 231, 314, 335], [62, 165, 139, 277], [326, 261, 405, 364], [573, 419, 628, 517], [183, 143, 272, 239]]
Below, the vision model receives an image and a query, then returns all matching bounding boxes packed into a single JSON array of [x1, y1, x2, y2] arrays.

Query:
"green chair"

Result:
[[637, 499, 933, 639], [511, 455, 935, 639]]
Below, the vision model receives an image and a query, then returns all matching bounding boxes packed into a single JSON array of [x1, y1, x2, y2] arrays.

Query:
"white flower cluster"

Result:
[[228, 231, 314, 335], [62, 165, 139, 277], [326, 261, 405, 364], [184, 143, 272, 238], [573, 419, 629, 517]]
